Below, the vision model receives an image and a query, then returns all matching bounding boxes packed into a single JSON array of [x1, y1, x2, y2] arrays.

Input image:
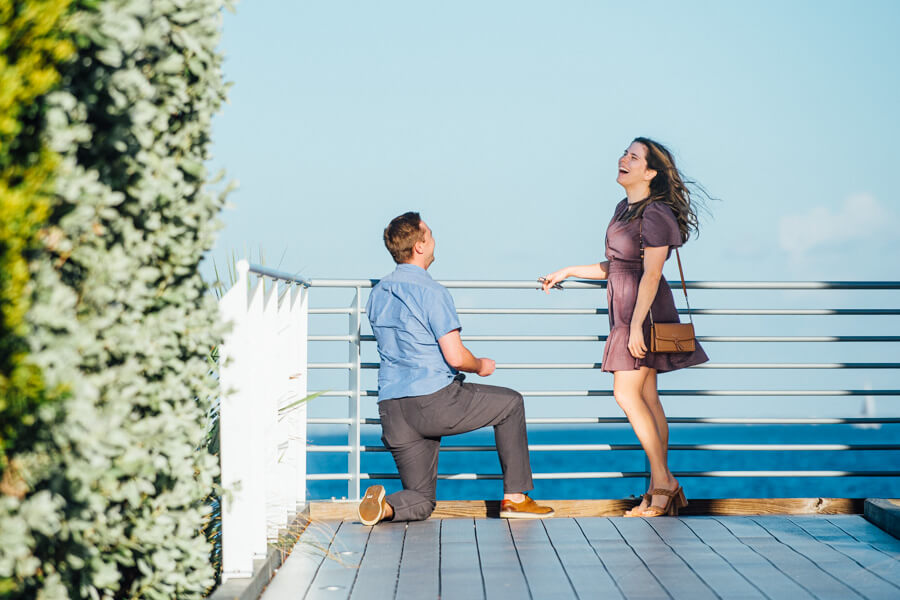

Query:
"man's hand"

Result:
[[477, 358, 496, 377], [439, 330, 496, 375]]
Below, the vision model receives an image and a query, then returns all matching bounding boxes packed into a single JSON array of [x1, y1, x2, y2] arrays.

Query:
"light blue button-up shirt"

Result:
[[366, 264, 461, 401]]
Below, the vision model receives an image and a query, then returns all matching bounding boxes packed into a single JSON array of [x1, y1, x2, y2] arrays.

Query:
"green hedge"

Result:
[[0, 0, 230, 597], [0, 0, 74, 493]]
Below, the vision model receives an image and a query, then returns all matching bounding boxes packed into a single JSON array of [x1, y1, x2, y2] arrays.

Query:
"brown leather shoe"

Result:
[[499, 496, 555, 519], [358, 485, 387, 526]]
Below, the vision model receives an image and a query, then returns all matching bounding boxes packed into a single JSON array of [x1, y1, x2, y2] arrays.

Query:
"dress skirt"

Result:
[[600, 259, 709, 373]]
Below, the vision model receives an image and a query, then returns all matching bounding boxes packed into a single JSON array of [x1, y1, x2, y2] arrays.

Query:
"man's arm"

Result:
[[438, 329, 495, 376]]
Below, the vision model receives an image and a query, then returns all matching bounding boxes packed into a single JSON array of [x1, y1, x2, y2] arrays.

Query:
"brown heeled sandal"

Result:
[[641, 486, 688, 517]]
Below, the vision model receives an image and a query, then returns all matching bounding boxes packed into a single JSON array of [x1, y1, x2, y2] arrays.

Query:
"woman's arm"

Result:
[[627, 246, 668, 359], [540, 261, 610, 293]]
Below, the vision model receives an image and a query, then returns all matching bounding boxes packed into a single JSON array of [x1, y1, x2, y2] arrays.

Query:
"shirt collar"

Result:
[[396, 263, 431, 278]]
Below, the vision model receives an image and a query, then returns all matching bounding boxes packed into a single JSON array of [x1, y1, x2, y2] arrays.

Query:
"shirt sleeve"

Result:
[[642, 202, 684, 248], [426, 286, 462, 340]]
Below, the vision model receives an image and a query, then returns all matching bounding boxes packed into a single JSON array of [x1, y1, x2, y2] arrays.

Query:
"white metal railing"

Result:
[[216, 261, 900, 581]]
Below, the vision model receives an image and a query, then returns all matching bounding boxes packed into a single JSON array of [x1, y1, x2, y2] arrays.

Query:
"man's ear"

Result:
[[413, 239, 425, 255]]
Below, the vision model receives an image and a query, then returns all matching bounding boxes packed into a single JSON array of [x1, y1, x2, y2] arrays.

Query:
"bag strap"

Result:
[[639, 217, 694, 325]]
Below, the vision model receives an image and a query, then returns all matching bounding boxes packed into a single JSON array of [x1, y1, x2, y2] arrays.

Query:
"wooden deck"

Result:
[[259, 514, 900, 599]]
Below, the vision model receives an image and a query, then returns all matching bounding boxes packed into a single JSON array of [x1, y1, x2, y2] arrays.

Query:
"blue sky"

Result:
[[210, 0, 900, 282], [209, 1, 899, 418]]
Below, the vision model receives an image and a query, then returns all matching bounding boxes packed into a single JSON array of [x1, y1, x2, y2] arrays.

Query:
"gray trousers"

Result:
[[378, 377, 534, 522]]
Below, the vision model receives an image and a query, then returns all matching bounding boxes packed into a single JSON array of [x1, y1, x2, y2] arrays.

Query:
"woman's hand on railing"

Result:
[[541, 262, 611, 292], [540, 268, 571, 293]]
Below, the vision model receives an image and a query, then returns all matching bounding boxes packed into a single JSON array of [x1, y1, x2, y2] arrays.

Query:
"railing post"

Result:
[[218, 261, 266, 581], [348, 287, 362, 500], [642, 454, 650, 500], [245, 279, 268, 560], [289, 284, 309, 510], [262, 282, 283, 541]]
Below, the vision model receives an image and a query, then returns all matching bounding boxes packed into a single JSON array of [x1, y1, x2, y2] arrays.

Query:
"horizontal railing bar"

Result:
[[599, 417, 900, 424], [697, 336, 900, 343], [309, 307, 900, 316], [307, 473, 353, 481], [246, 263, 311, 287], [696, 363, 900, 369], [315, 389, 899, 397], [461, 335, 900, 342], [308, 416, 900, 426], [307, 443, 900, 453], [309, 362, 900, 370], [307, 470, 900, 481], [309, 334, 900, 343], [307, 279, 900, 290], [690, 308, 900, 316], [308, 417, 900, 425]]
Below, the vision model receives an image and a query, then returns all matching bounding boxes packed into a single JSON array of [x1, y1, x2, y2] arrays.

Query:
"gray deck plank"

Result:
[[260, 515, 900, 600], [612, 518, 717, 600], [260, 521, 342, 600], [827, 515, 900, 555], [646, 518, 765, 600], [508, 520, 577, 600], [543, 518, 624, 600], [305, 522, 372, 600], [577, 517, 671, 600], [440, 519, 484, 600], [395, 520, 439, 600], [791, 516, 900, 588], [349, 522, 406, 600], [717, 517, 862, 600], [682, 517, 814, 600], [713, 516, 776, 539], [474, 518, 530, 600], [754, 516, 900, 600]]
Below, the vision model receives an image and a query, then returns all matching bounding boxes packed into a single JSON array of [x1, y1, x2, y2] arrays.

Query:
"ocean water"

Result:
[[306, 423, 900, 502]]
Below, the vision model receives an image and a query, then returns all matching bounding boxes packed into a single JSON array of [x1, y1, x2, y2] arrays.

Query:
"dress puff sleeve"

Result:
[[642, 202, 684, 249]]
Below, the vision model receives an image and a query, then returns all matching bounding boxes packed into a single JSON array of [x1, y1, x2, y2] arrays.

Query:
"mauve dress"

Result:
[[601, 199, 709, 373]]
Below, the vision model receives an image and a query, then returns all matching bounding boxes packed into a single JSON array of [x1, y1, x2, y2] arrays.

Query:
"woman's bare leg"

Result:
[[625, 368, 669, 514], [644, 368, 678, 510], [614, 367, 677, 514], [642, 369, 669, 463]]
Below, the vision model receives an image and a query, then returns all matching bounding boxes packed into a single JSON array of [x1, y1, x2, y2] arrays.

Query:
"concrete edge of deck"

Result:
[[209, 507, 311, 600], [865, 498, 900, 539], [307, 497, 866, 521]]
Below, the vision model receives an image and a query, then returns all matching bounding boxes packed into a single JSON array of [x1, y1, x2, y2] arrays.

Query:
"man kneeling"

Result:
[[358, 212, 553, 525]]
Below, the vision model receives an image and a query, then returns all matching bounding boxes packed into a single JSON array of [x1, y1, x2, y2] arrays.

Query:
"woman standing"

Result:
[[541, 137, 709, 517]]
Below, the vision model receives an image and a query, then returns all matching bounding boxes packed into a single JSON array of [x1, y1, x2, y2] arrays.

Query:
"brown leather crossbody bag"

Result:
[[640, 220, 696, 353]]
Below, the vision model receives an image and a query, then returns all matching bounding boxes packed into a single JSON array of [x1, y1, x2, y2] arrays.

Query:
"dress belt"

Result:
[[607, 259, 642, 273]]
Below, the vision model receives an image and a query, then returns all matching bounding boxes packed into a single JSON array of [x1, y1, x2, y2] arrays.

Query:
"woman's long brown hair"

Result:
[[619, 137, 709, 243]]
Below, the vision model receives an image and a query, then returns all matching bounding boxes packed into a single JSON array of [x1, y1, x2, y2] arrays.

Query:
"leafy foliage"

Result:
[[0, 0, 231, 597], [0, 0, 74, 491]]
